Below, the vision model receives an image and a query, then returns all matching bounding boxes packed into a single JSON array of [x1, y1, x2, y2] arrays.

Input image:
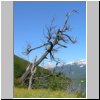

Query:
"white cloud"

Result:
[[44, 61, 55, 69], [66, 59, 86, 65]]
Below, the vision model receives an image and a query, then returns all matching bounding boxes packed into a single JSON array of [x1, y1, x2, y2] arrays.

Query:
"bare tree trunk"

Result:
[[28, 56, 37, 90], [20, 45, 52, 83], [19, 63, 32, 83], [28, 67, 36, 90]]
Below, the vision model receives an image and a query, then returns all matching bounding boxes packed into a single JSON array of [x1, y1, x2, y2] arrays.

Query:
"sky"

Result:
[[14, 1, 86, 66]]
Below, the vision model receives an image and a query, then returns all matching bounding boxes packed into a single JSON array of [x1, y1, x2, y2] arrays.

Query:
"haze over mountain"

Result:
[[44, 60, 86, 79]]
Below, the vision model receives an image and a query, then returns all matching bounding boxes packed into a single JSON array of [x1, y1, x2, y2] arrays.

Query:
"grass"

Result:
[[14, 87, 78, 98]]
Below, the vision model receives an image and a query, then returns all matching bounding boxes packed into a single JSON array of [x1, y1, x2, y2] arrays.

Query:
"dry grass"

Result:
[[14, 87, 78, 98]]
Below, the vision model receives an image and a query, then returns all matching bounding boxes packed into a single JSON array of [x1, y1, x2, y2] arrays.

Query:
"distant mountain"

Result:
[[46, 60, 86, 80]]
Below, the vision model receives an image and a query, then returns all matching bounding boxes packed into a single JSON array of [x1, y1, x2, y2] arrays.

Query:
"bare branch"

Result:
[[60, 35, 68, 43], [52, 48, 58, 53], [62, 10, 78, 32], [62, 33, 77, 44], [55, 46, 62, 50], [22, 43, 50, 55], [58, 43, 67, 48], [45, 26, 53, 42], [50, 51, 55, 61], [55, 58, 60, 66], [44, 18, 57, 43], [31, 43, 49, 50], [50, 17, 55, 27]]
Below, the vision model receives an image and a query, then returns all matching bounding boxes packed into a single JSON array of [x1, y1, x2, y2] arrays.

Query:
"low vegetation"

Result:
[[14, 55, 86, 98], [14, 87, 76, 98], [14, 55, 71, 90]]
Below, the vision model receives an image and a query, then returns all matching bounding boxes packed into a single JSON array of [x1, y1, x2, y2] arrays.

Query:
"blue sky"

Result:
[[14, 1, 86, 65]]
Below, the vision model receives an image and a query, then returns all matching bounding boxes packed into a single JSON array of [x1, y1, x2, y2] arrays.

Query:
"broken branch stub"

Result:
[[28, 56, 37, 90]]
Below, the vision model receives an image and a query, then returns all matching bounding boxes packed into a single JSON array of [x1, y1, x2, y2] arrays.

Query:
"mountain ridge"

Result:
[[45, 60, 86, 80]]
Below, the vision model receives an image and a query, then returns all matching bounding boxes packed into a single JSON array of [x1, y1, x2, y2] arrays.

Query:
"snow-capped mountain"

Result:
[[45, 60, 86, 79], [43, 61, 55, 69], [66, 59, 86, 65]]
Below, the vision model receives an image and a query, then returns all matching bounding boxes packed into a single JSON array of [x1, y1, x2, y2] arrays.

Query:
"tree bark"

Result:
[[28, 66, 36, 90], [28, 56, 37, 90]]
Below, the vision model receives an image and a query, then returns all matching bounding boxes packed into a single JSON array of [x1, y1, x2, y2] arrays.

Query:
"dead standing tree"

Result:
[[20, 10, 78, 89]]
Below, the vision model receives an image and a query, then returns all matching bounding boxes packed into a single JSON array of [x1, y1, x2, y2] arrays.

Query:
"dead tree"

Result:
[[20, 10, 78, 89], [28, 56, 37, 90]]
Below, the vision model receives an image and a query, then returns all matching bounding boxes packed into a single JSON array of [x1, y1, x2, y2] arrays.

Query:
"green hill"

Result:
[[14, 55, 29, 79], [14, 55, 71, 90]]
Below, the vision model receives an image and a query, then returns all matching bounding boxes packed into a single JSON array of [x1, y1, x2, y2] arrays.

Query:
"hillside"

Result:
[[14, 55, 71, 90], [14, 55, 29, 79]]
